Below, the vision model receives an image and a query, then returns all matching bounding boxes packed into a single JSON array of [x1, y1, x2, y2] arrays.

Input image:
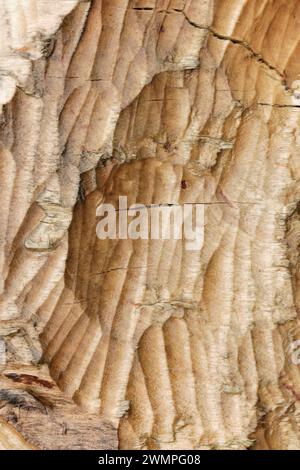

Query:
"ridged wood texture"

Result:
[[1, 0, 300, 450]]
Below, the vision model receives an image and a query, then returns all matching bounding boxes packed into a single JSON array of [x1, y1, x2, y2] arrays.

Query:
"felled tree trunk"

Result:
[[1, 0, 300, 450]]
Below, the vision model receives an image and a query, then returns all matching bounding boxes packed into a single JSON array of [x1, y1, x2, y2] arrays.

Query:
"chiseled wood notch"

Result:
[[1, 0, 300, 450]]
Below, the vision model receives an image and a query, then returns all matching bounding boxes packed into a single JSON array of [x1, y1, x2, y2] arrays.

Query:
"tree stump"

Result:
[[1, 0, 300, 450]]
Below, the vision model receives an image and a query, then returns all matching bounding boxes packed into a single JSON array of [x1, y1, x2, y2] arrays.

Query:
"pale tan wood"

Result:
[[1, 0, 300, 450]]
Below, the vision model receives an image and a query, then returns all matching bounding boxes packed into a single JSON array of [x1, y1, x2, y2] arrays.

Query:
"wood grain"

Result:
[[1, 0, 300, 450]]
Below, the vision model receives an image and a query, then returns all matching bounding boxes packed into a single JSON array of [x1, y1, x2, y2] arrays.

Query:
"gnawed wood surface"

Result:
[[0, 364, 117, 450], [1, 0, 300, 450]]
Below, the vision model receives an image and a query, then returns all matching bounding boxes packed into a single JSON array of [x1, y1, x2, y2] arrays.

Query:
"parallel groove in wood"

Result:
[[1, 0, 300, 450]]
